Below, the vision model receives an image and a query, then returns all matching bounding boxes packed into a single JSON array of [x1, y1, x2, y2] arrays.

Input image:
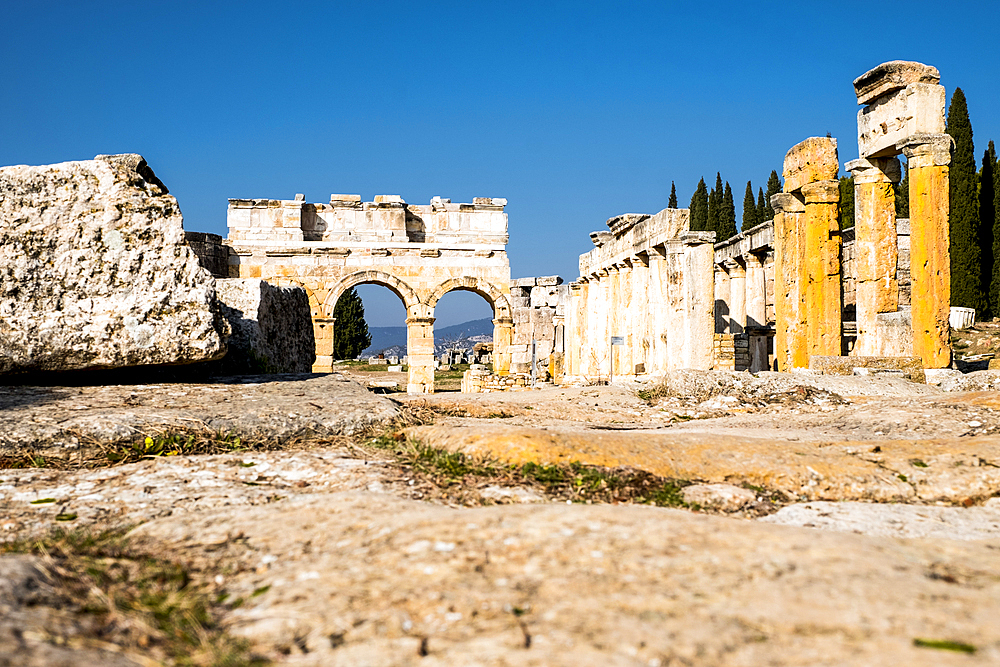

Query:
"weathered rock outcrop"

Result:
[[212, 278, 315, 374], [0, 154, 225, 374]]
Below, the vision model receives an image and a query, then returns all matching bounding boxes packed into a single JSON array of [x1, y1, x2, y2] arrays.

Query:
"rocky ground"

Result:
[[3, 369, 1000, 665]]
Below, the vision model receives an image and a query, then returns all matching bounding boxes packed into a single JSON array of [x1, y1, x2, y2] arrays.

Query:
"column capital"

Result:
[[770, 192, 805, 214], [492, 317, 513, 327], [846, 157, 901, 184], [723, 258, 746, 275], [801, 180, 840, 204], [405, 316, 435, 326], [313, 317, 336, 324], [897, 133, 953, 167]]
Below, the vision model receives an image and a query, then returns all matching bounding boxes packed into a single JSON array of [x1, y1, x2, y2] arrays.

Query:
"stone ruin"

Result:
[[0, 60, 956, 392]]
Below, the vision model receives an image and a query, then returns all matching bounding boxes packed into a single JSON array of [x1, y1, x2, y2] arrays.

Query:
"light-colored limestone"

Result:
[[0, 154, 226, 374]]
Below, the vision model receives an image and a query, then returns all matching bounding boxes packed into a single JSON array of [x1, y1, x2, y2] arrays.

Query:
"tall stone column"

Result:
[[492, 316, 513, 376], [725, 259, 746, 334], [647, 251, 669, 372], [406, 313, 436, 394], [714, 264, 731, 334], [683, 234, 716, 370], [801, 179, 842, 357], [631, 255, 650, 373], [847, 157, 900, 356], [618, 261, 634, 376], [312, 316, 335, 373], [744, 253, 768, 371], [567, 281, 586, 377], [599, 268, 613, 379], [900, 133, 953, 368], [771, 193, 807, 370]]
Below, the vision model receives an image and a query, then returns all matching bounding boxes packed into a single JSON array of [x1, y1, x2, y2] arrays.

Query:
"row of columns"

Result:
[[714, 254, 769, 371], [565, 236, 714, 381]]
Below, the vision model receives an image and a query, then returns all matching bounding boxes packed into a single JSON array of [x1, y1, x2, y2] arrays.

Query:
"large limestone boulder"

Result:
[[0, 154, 226, 373]]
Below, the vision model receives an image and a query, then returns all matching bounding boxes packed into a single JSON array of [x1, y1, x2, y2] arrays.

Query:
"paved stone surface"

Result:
[[131, 491, 1000, 666], [0, 154, 225, 374], [0, 373, 400, 458], [761, 501, 1000, 541]]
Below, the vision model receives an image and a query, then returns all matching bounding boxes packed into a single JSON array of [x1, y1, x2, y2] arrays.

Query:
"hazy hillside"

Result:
[[361, 318, 493, 357]]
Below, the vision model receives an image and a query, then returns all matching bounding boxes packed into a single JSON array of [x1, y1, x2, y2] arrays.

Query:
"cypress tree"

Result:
[[946, 87, 982, 311], [838, 176, 855, 229], [764, 170, 782, 220], [983, 141, 1000, 317], [979, 143, 996, 318], [742, 181, 758, 231], [707, 172, 723, 234], [757, 187, 767, 222], [894, 162, 909, 218], [332, 287, 372, 360], [668, 182, 678, 209], [720, 181, 737, 239], [689, 178, 709, 231]]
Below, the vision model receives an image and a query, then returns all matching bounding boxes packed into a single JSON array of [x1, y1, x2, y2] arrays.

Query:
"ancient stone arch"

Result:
[[224, 193, 511, 393]]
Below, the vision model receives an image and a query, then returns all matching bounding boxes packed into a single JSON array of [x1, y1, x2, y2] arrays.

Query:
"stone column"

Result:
[[714, 264, 731, 334], [406, 313, 436, 394], [567, 281, 586, 377], [683, 234, 716, 370], [848, 157, 901, 356], [312, 317, 335, 373], [725, 259, 746, 334], [618, 261, 634, 376], [801, 179, 842, 357], [745, 253, 768, 371], [771, 193, 807, 370], [900, 133, 953, 368], [492, 316, 513, 376], [631, 255, 650, 373], [647, 251, 669, 373]]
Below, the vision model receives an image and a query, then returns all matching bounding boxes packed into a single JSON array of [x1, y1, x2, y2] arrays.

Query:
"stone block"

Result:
[[853, 60, 940, 106], [858, 83, 946, 159], [810, 354, 925, 383], [536, 275, 564, 286], [783, 138, 839, 193], [530, 286, 550, 308], [0, 154, 226, 374], [512, 277, 537, 288]]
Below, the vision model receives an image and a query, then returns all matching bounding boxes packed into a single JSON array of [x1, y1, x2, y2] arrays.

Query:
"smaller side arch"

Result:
[[325, 271, 421, 313], [426, 276, 511, 319]]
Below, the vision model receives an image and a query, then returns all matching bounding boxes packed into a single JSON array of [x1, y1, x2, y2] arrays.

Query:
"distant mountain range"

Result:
[[361, 318, 494, 357]]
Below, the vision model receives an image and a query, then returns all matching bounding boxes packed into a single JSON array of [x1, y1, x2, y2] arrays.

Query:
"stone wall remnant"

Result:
[[225, 195, 512, 393], [0, 154, 226, 374], [509, 276, 569, 378], [210, 279, 316, 374]]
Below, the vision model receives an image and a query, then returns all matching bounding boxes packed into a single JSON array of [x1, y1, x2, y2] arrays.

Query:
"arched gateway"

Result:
[[225, 194, 512, 393]]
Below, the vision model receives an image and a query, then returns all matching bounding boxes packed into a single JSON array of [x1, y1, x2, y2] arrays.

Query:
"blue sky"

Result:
[[4, 1, 998, 326]]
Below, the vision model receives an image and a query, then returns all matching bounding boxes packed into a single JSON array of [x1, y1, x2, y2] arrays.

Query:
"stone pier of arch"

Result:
[[223, 194, 513, 394]]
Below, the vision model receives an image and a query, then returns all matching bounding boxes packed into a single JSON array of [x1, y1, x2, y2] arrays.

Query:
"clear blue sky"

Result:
[[4, 1, 998, 326]]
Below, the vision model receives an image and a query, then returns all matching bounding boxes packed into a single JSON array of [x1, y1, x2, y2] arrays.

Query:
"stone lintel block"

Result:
[[536, 275, 563, 286], [801, 180, 840, 204], [770, 193, 806, 215], [678, 231, 716, 245], [590, 230, 612, 247], [330, 194, 362, 203], [373, 195, 405, 204], [846, 157, 902, 184], [898, 133, 954, 168], [859, 83, 946, 158], [783, 137, 839, 193], [853, 61, 940, 105], [512, 277, 537, 288]]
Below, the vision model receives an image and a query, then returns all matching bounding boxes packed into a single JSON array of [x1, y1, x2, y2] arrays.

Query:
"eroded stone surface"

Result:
[[0, 373, 399, 457], [131, 491, 1000, 665], [761, 501, 1000, 541], [0, 154, 225, 374]]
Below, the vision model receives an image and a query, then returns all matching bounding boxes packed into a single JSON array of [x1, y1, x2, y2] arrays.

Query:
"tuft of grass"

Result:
[[913, 638, 976, 654], [1, 526, 268, 666], [909, 459, 929, 468], [366, 434, 693, 507]]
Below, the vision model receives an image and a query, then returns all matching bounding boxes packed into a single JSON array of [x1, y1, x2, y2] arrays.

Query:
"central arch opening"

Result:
[[432, 289, 496, 391], [332, 282, 409, 393]]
